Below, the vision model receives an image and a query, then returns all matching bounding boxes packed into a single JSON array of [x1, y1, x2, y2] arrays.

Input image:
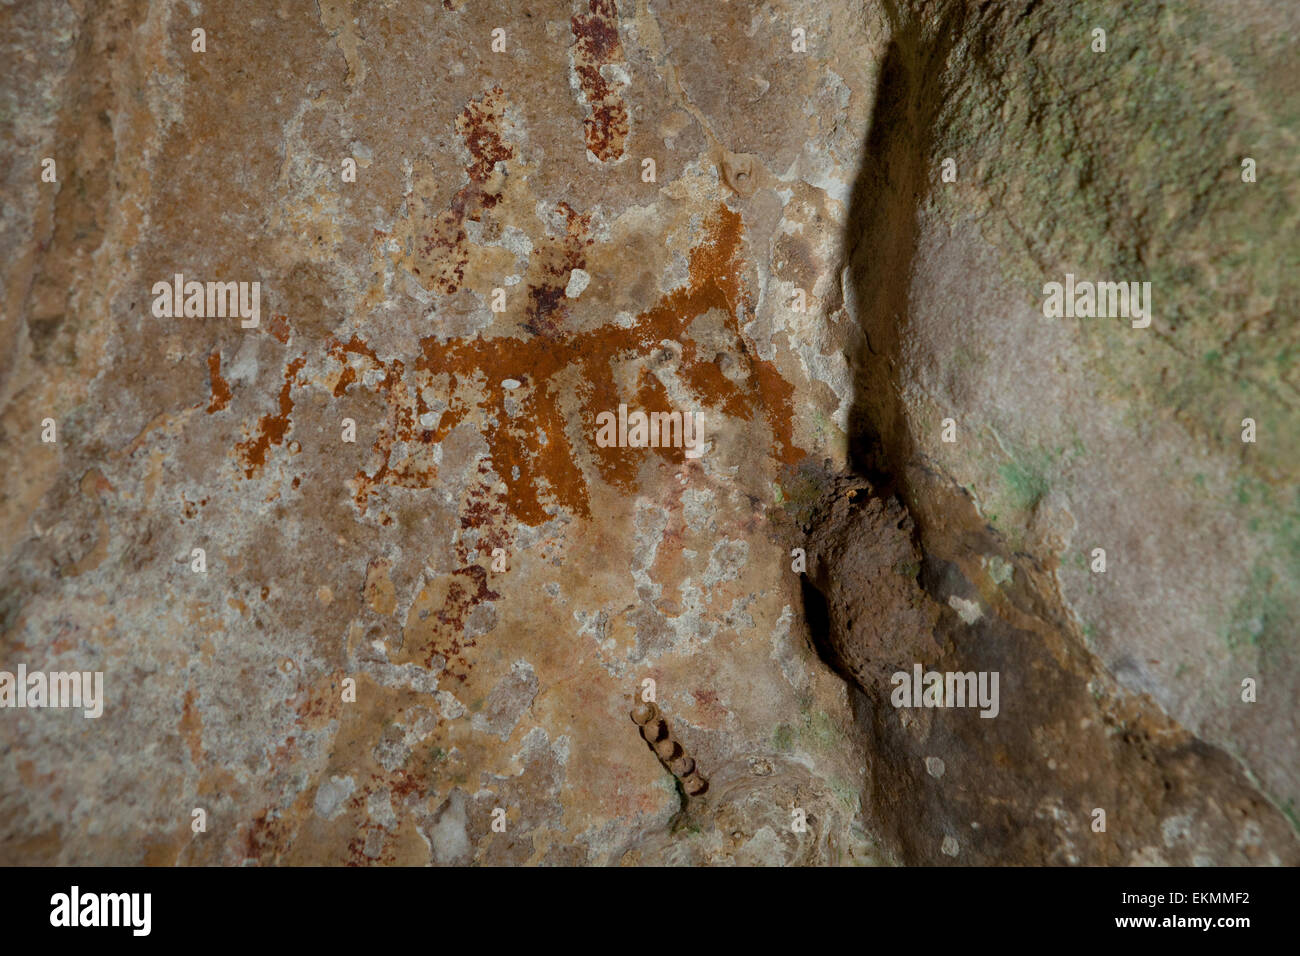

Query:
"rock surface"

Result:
[[0, 0, 1295, 865], [1, 0, 881, 866], [836, 0, 1299, 862]]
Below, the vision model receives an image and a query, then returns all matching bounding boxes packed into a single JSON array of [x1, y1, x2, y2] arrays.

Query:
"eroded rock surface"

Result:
[[1, 0, 1295, 866], [831, 0, 1299, 863], [0, 0, 881, 866], [798, 468, 1298, 864]]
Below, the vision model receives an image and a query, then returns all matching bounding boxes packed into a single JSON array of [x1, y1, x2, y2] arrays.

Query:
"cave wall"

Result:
[[836, 0, 1299, 860], [1, 0, 1295, 866]]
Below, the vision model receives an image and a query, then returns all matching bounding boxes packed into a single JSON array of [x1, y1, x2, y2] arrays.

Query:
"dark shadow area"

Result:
[[799, 575, 853, 683], [841, 0, 968, 496], [794, 3, 972, 865]]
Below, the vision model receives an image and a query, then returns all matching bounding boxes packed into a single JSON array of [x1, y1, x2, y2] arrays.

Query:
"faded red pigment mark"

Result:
[[376, 456, 508, 680], [179, 688, 203, 766], [428, 565, 501, 682], [403, 86, 517, 295], [242, 807, 296, 863], [455, 84, 514, 185], [571, 0, 629, 162], [325, 335, 506, 679], [435, 459, 508, 679], [523, 202, 592, 339], [235, 357, 306, 478], [326, 335, 420, 499], [206, 351, 231, 413]]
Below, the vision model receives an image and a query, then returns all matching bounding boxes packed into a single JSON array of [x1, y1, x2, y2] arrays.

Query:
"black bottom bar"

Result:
[[0, 865, 1280, 944]]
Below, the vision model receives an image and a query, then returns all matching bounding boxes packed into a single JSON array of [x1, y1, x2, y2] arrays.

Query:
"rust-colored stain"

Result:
[[326, 335, 414, 498], [332, 363, 357, 397], [635, 368, 683, 465], [206, 351, 232, 413], [265, 312, 291, 344], [331, 202, 799, 527], [571, 0, 629, 162], [180, 687, 203, 766], [235, 356, 306, 478], [422, 201, 801, 520], [314, 202, 799, 682]]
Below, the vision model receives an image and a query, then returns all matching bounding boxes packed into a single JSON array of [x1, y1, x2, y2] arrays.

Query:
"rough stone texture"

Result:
[[1, 0, 1296, 866], [0, 0, 882, 866], [833, 0, 1299, 861], [801, 475, 940, 685], [798, 468, 1298, 864]]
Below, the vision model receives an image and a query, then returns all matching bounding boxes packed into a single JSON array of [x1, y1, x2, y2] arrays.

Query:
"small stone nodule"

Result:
[[630, 696, 708, 797], [680, 772, 708, 796], [641, 717, 667, 743], [654, 737, 678, 761]]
